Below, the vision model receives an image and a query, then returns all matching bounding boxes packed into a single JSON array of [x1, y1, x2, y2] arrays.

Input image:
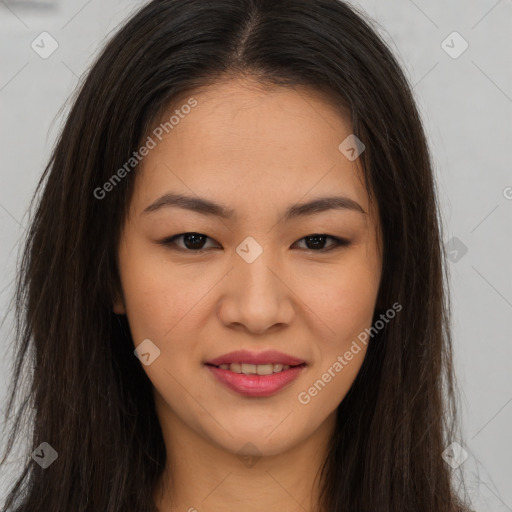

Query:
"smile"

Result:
[[211, 362, 296, 374], [205, 362, 307, 397]]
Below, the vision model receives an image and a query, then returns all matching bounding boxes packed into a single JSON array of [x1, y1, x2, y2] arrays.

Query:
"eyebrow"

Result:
[[142, 192, 366, 220]]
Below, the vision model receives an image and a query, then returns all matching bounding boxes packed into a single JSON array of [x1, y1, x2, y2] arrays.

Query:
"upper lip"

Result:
[[206, 350, 306, 366]]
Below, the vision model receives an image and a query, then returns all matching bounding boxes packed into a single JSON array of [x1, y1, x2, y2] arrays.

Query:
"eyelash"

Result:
[[158, 232, 351, 254]]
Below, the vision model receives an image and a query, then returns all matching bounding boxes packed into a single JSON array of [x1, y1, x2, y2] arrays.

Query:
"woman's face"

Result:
[[114, 78, 382, 459]]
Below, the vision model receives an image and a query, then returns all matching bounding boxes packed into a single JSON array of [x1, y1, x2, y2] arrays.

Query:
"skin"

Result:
[[113, 78, 383, 512]]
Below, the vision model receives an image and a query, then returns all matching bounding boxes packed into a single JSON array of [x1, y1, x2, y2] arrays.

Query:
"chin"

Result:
[[203, 417, 308, 458]]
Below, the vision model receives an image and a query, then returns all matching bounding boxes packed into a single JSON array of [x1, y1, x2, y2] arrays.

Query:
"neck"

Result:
[[152, 399, 335, 512]]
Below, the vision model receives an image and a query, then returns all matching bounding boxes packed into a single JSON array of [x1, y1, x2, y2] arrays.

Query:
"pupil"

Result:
[[306, 235, 325, 249], [185, 233, 205, 249]]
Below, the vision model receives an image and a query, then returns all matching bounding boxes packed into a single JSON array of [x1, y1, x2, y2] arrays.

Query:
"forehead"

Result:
[[132, 78, 376, 222]]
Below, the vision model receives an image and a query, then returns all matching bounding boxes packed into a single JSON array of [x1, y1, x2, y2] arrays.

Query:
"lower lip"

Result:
[[206, 364, 306, 397]]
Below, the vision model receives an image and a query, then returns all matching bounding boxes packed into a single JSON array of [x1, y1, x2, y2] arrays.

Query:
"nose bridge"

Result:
[[222, 235, 293, 331], [235, 235, 280, 297]]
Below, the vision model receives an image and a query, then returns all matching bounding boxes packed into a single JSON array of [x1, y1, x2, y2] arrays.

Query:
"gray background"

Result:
[[0, 0, 511, 510]]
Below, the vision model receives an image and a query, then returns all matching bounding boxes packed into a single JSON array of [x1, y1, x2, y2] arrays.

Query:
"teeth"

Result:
[[229, 363, 242, 373], [217, 363, 293, 374], [256, 364, 273, 375], [241, 363, 257, 374]]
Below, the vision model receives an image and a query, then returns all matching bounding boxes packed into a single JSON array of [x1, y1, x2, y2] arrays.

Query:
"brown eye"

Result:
[[159, 232, 350, 253], [293, 234, 351, 252], [160, 232, 219, 252]]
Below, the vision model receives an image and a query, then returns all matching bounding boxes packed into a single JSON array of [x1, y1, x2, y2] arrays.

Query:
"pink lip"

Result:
[[206, 364, 306, 397], [206, 349, 305, 366]]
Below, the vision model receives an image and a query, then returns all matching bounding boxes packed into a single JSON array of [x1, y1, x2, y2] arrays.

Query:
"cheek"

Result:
[[332, 273, 379, 336], [294, 266, 377, 415], [298, 254, 380, 343], [117, 239, 193, 343]]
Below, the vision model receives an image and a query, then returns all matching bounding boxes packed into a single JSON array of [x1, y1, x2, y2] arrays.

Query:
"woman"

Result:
[[0, 0, 474, 510]]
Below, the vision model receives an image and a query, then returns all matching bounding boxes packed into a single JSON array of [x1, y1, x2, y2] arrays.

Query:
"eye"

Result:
[[292, 234, 351, 252], [159, 232, 220, 252], [159, 232, 351, 253]]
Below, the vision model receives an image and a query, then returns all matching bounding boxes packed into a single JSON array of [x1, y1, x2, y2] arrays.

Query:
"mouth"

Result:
[[205, 362, 306, 375], [204, 350, 308, 397], [205, 349, 306, 368]]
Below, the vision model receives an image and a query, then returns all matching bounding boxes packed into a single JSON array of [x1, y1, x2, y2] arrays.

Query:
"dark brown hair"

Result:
[[1, 0, 473, 510]]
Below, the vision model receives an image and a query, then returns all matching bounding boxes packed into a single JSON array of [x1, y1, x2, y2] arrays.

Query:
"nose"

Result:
[[217, 246, 295, 335]]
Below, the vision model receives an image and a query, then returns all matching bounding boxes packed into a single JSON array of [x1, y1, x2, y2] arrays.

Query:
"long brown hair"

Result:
[[1, 0, 473, 510]]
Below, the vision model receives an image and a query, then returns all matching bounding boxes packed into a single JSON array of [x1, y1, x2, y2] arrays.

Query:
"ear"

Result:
[[113, 289, 126, 315], [374, 292, 385, 313]]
